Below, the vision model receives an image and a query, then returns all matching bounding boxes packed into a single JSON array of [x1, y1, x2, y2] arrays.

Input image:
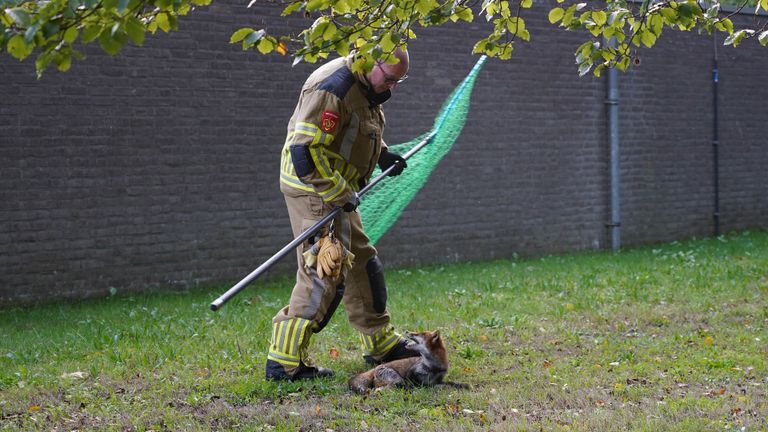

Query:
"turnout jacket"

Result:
[[280, 55, 388, 206]]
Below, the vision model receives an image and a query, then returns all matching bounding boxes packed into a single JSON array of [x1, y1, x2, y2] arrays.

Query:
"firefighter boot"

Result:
[[361, 325, 419, 365], [265, 318, 334, 381]]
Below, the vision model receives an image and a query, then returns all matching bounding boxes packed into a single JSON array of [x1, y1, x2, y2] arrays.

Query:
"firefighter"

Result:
[[265, 48, 417, 381]]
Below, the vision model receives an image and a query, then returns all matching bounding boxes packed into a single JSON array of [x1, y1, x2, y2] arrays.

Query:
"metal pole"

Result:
[[712, 33, 720, 236], [209, 132, 436, 311], [606, 39, 621, 252]]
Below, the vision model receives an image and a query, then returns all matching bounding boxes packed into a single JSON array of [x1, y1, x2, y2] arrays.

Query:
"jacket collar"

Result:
[[345, 55, 391, 107]]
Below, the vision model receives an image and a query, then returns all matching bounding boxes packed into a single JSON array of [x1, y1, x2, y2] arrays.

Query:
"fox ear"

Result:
[[433, 330, 441, 340]]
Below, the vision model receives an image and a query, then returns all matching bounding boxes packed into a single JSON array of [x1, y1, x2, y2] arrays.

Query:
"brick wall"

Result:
[[1, 0, 766, 304]]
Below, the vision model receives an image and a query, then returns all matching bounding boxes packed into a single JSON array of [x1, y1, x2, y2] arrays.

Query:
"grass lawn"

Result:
[[1, 230, 767, 431]]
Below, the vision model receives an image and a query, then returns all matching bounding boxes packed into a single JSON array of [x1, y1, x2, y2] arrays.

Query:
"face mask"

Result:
[[367, 88, 391, 106]]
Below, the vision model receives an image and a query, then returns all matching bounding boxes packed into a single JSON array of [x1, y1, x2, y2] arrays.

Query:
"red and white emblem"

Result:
[[321, 110, 340, 133]]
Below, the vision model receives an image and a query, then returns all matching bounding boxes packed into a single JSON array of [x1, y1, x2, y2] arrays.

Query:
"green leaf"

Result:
[[331, 0, 349, 14], [593, 11, 607, 26], [55, 53, 72, 72], [35, 52, 53, 75], [63, 26, 79, 44], [379, 30, 395, 52], [23, 23, 40, 44], [659, 7, 677, 21], [256, 37, 273, 54], [759, 30, 768, 46], [578, 61, 592, 76], [155, 12, 170, 32], [562, 4, 577, 26], [593, 63, 606, 77], [125, 18, 145, 45], [760, 0, 768, 12], [416, 0, 436, 16], [472, 38, 487, 54], [548, 7, 564, 24], [244, 29, 265, 47], [282, 1, 303, 15], [191, 0, 211, 5], [305, 0, 329, 12], [650, 14, 663, 36], [521, 0, 532, 8], [99, 29, 125, 55], [336, 38, 350, 56], [641, 29, 657, 47], [6, 8, 31, 27], [716, 18, 733, 35], [455, 6, 473, 22], [323, 22, 336, 39], [7, 34, 32, 60], [617, 55, 630, 71], [724, 29, 749, 47], [576, 40, 592, 57], [81, 25, 103, 43], [230, 27, 254, 43]]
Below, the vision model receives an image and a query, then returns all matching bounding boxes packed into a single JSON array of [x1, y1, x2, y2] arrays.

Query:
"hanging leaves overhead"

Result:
[[1, 0, 767, 77]]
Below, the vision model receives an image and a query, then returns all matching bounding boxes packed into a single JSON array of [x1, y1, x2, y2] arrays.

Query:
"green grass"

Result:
[[1, 230, 767, 431]]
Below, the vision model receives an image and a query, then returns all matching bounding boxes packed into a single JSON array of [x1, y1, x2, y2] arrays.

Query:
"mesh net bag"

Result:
[[360, 56, 487, 245]]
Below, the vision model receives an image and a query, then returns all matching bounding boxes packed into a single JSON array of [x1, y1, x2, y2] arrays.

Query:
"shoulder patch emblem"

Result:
[[321, 110, 340, 133]]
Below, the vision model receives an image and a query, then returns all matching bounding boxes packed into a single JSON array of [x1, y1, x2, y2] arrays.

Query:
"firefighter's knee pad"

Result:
[[366, 256, 387, 313], [267, 317, 318, 369]]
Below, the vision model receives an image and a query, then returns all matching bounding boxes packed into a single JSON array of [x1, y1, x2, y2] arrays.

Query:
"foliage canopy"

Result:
[[1, 0, 767, 77]]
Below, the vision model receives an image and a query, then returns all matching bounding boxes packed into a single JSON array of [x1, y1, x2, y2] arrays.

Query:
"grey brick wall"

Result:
[[1, 1, 766, 305]]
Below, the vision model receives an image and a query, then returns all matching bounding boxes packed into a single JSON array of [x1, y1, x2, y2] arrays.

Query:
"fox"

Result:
[[348, 330, 467, 394]]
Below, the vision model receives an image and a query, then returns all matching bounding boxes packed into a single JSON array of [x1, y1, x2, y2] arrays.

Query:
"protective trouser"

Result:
[[268, 189, 401, 375]]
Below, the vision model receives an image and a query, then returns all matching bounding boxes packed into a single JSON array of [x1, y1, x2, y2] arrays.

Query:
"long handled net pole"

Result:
[[209, 133, 436, 311], [210, 55, 487, 311]]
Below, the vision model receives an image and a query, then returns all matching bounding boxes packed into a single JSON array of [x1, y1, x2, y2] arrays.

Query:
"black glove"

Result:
[[378, 150, 407, 176], [342, 191, 359, 212]]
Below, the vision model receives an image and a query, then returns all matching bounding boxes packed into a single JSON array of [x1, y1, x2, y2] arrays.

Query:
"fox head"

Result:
[[404, 330, 446, 358]]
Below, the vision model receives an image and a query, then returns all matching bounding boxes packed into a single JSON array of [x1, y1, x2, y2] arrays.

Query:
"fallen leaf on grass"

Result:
[[703, 336, 714, 346], [61, 371, 89, 379], [194, 368, 211, 378], [595, 400, 605, 407], [28, 405, 41, 413], [329, 347, 339, 359], [445, 403, 461, 415], [542, 360, 552, 369], [315, 404, 322, 415]]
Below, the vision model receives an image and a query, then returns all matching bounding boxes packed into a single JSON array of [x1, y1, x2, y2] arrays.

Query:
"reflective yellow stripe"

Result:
[[280, 172, 314, 192], [271, 322, 280, 351], [291, 319, 308, 357], [310, 145, 334, 178], [360, 326, 400, 356], [267, 351, 300, 366], [281, 121, 363, 197], [318, 172, 348, 202], [268, 318, 316, 367], [359, 333, 374, 351]]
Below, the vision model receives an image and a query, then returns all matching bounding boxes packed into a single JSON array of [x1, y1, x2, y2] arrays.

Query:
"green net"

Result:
[[360, 56, 487, 245]]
